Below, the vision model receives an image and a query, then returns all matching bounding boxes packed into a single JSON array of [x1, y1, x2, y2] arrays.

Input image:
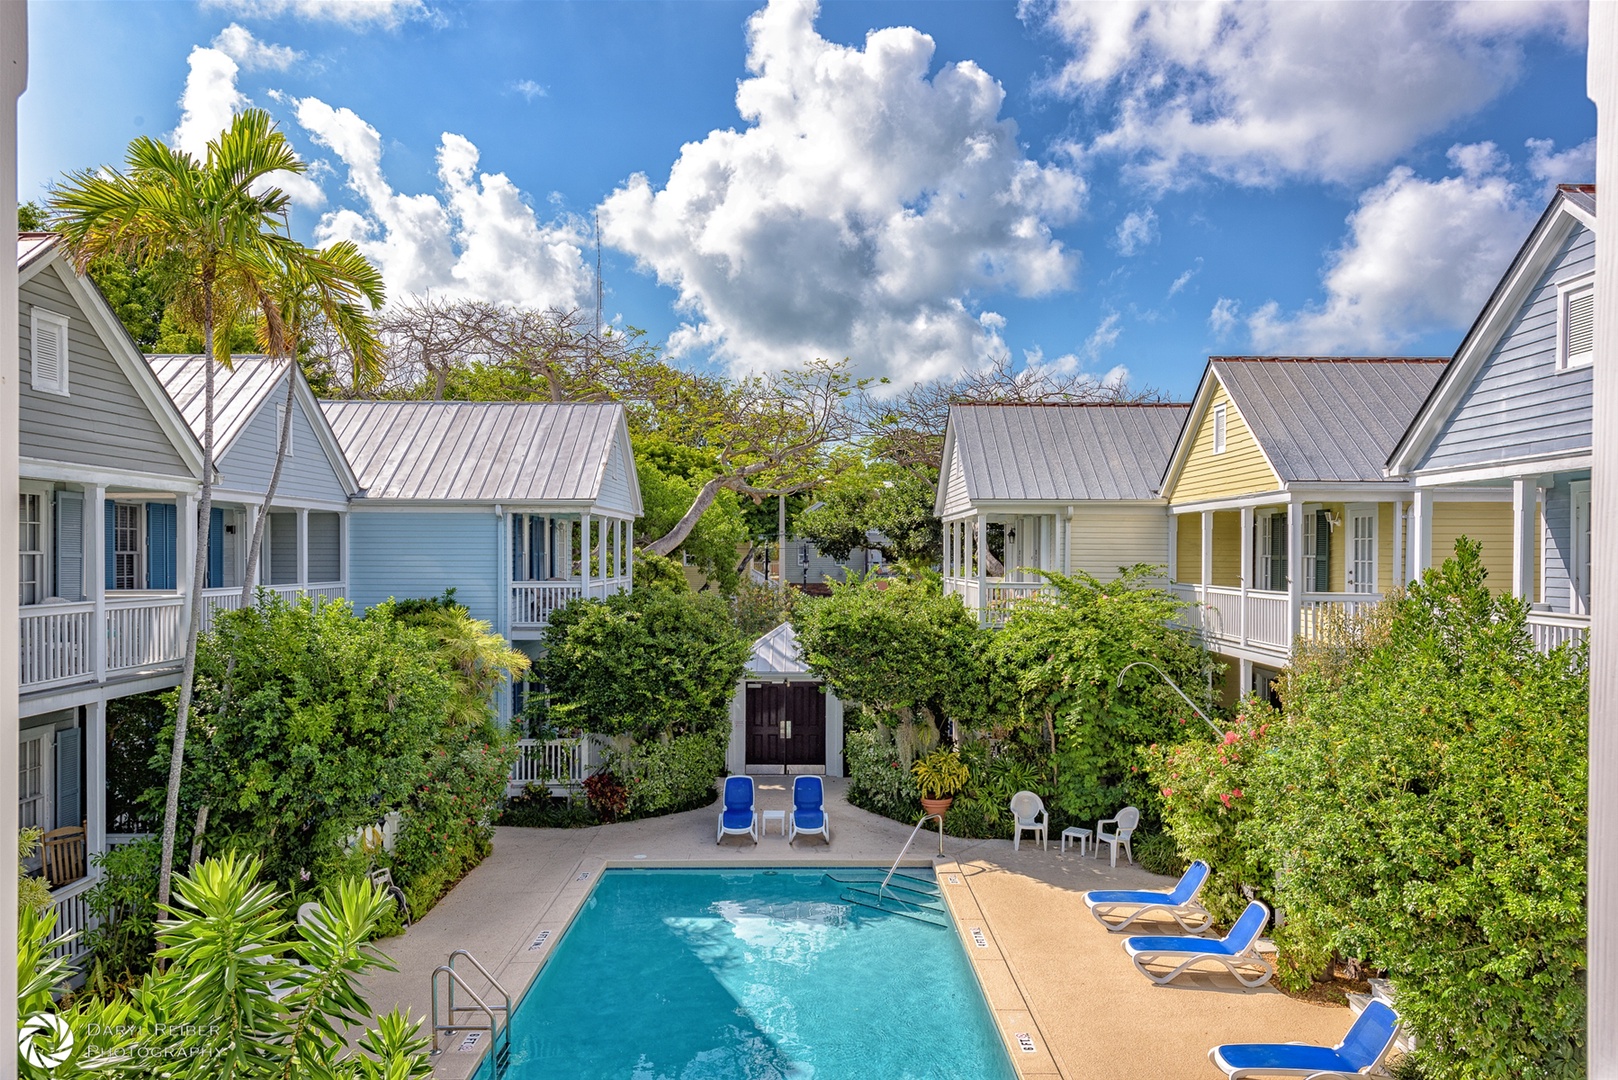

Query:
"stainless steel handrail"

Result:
[[878, 812, 945, 903], [430, 949, 513, 1056]]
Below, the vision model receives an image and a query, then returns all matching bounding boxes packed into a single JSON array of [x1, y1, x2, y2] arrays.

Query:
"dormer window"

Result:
[[30, 308, 70, 396], [1212, 402, 1227, 454], [1558, 276, 1595, 370]]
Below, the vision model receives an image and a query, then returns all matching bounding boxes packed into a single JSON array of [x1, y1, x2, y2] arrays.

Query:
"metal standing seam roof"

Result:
[[949, 403, 1192, 502], [320, 399, 626, 503], [148, 355, 291, 456], [745, 622, 812, 676], [17, 232, 58, 271], [1559, 183, 1596, 219], [1210, 358, 1447, 483]]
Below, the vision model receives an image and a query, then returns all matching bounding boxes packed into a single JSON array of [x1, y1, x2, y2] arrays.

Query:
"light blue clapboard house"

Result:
[[16, 234, 205, 954], [1387, 185, 1597, 651], [150, 355, 359, 630]]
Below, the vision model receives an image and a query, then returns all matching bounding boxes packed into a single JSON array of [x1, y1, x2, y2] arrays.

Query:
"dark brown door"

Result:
[[745, 683, 786, 767], [783, 683, 826, 767]]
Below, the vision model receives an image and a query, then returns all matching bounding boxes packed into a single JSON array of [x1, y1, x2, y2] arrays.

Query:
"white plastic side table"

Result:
[[762, 809, 787, 837], [1061, 826, 1092, 855]]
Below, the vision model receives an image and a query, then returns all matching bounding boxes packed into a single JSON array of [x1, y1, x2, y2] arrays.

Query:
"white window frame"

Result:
[[29, 307, 70, 396], [275, 403, 294, 457], [1557, 273, 1595, 371], [1212, 402, 1228, 454], [1571, 479, 1591, 616], [113, 501, 145, 591], [19, 728, 51, 833], [19, 484, 50, 606], [1302, 503, 1320, 593]]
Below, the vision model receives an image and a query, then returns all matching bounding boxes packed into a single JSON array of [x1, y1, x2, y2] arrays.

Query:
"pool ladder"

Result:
[[430, 949, 512, 1073], [879, 813, 945, 903]]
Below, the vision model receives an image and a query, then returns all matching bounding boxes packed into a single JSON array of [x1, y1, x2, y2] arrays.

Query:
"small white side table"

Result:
[[1061, 826, 1092, 856], [762, 809, 787, 837]]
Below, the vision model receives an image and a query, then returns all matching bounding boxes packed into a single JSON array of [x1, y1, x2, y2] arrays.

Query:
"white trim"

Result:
[[1212, 402, 1227, 454], [1347, 503, 1377, 594], [20, 670, 186, 717], [28, 306, 70, 396], [20, 458, 200, 495], [1558, 272, 1597, 370], [1410, 454, 1593, 487], [205, 488, 348, 514], [1161, 366, 1288, 500], [1388, 201, 1587, 474]]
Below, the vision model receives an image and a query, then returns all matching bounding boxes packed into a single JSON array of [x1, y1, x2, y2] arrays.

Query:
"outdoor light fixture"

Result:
[[1116, 660, 1224, 739]]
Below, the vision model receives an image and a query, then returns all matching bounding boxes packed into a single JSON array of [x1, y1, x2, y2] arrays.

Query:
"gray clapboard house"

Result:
[[16, 234, 205, 956], [1388, 184, 1597, 651], [935, 403, 1190, 624], [150, 356, 359, 629]]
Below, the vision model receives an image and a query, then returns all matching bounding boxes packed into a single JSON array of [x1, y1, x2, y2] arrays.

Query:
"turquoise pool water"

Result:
[[473, 867, 1017, 1080]]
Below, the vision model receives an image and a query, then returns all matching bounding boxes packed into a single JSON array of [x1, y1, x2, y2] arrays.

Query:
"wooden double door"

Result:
[[745, 681, 826, 771]]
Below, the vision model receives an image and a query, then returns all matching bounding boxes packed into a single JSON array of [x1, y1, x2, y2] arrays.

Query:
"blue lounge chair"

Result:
[[787, 775, 830, 844], [1085, 859, 1213, 933], [716, 775, 759, 844], [1208, 999, 1401, 1078], [1124, 899, 1274, 987]]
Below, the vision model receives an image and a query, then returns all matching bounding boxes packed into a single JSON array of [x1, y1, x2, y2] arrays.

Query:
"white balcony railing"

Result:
[[198, 583, 347, 633], [1171, 585, 1385, 654], [943, 577, 1055, 626], [1527, 611, 1589, 652], [509, 736, 601, 793], [510, 577, 632, 631], [19, 601, 95, 689], [105, 595, 186, 673], [47, 873, 97, 965]]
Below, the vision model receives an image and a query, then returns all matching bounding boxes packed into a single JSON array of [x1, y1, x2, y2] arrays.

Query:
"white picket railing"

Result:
[[19, 601, 95, 688], [509, 737, 600, 792], [509, 578, 631, 631], [104, 595, 185, 673], [47, 873, 97, 965], [943, 577, 1054, 626], [198, 584, 348, 632], [1528, 611, 1589, 652]]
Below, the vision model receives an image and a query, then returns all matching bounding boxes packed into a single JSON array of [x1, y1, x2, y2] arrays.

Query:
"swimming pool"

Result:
[[473, 867, 1018, 1080]]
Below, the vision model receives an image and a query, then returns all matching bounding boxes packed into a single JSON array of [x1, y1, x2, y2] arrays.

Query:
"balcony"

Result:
[[20, 594, 186, 691], [510, 576, 631, 633], [943, 577, 1056, 627], [508, 736, 604, 795], [197, 583, 348, 634]]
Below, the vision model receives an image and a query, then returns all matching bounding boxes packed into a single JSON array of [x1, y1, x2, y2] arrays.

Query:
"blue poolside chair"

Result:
[[1085, 859, 1213, 933], [1124, 899, 1274, 987], [787, 775, 830, 844], [1208, 999, 1401, 1078], [716, 775, 759, 844]]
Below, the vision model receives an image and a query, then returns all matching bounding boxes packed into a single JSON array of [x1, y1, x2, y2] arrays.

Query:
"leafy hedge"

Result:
[[610, 730, 728, 818]]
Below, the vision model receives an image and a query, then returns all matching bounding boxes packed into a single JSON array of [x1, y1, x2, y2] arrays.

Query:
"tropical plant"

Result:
[[82, 837, 163, 993], [50, 108, 338, 908], [17, 829, 51, 915], [911, 747, 970, 800], [17, 853, 433, 1079]]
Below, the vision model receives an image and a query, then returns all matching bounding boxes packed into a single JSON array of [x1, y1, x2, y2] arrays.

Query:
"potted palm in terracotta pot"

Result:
[[912, 748, 970, 818]]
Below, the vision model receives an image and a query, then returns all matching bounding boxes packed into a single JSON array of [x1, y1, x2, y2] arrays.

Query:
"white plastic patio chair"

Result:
[[1095, 805, 1139, 867], [1009, 790, 1047, 851]]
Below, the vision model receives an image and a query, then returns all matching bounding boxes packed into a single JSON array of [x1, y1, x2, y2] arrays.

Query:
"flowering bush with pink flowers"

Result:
[[1141, 696, 1277, 923]]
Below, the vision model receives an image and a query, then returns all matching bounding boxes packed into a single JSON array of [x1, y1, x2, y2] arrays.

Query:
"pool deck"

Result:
[[362, 776, 1349, 1080]]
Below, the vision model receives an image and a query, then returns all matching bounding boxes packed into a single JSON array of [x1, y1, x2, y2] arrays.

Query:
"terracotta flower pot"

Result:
[[920, 797, 953, 818]]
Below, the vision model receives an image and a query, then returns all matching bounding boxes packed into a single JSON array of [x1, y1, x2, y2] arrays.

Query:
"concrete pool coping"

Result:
[[359, 776, 1350, 1080]]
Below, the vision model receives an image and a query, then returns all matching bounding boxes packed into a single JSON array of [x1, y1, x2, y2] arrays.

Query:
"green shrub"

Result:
[[844, 728, 921, 821], [611, 730, 727, 818], [82, 837, 162, 993], [1132, 832, 1186, 878], [1247, 540, 1588, 1078], [498, 790, 600, 828]]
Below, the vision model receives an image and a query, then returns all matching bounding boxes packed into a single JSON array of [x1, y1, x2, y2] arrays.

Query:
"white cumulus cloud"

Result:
[[295, 97, 592, 308], [1526, 136, 1597, 192], [1113, 208, 1158, 256], [202, 0, 431, 30], [597, 0, 1084, 384], [1245, 144, 1537, 353], [510, 79, 547, 101], [213, 23, 302, 70], [1168, 257, 1201, 297], [1026, 0, 1584, 187], [1208, 297, 1238, 337]]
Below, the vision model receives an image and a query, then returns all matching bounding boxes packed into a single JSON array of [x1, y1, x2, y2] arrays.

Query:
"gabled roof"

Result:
[[149, 355, 360, 495], [16, 235, 205, 479], [1387, 185, 1597, 474], [745, 622, 812, 676], [321, 399, 641, 511], [1212, 358, 1445, 482], [937, 403, 1190, 512]]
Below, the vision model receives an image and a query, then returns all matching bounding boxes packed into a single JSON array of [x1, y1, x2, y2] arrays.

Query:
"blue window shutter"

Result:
[[105, 500, 116, 590], [207, 507, 225, 589], [54, 490, 85, 602], [1269, 516, 1288, 591], [54, 727, 82, 829], [146, 502, 177, 590], [1314, 510, 1331, 592], [530, 517, 545, 580], [511, 514, 523, 581]]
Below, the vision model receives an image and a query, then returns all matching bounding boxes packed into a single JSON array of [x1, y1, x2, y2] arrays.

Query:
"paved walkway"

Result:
[[361, 776, 1348, 1080]]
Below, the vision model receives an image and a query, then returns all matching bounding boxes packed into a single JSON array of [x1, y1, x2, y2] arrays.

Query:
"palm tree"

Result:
[[239, 241, 387, 608], [50, 109, 328, 907]]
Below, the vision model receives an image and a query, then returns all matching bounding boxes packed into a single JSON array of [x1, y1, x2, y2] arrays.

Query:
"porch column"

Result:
[[598, 517, 608, 588], [581, 513, 592, 599], [295, 508, 309, 588], [1166, 512, 1177, 581], [1199, 510, 1213, 613], [1511, 477, 1536, 601], [1239, 505, 1254, 647], [340, 513, 350, 591], [976, 512, 988, 620], [89, 485, 106, 682], [1287, 497, 1304, 639], [1238, 658, 1254, 699], [626, 520, 634, 586], [178, 493, 197, 603], [244, 505, 261, 590], [85, 699, 106, 856], [1392, 499, 1405, 588], [1064, 506, 1075, 574], [1411, 489, 1433, 580]]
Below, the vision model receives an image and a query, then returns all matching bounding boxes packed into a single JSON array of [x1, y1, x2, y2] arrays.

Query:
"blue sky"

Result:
[[17, 0, 1597, 400]]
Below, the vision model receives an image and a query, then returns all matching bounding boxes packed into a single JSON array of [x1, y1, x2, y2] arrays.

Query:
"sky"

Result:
[[16, 0, 1598, 401]]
